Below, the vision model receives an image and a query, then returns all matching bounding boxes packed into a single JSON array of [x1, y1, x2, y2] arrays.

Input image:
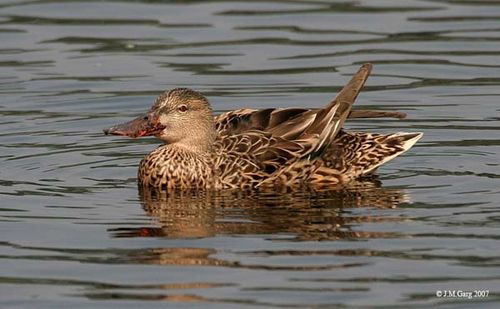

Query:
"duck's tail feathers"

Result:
[[360, 132, 423, 175], [324, 131, 423, 179]]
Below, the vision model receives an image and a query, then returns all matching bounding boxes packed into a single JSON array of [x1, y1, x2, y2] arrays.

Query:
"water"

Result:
[[1, 0, 499, 308]]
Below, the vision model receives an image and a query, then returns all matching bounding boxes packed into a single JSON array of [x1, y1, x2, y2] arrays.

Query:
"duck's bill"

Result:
[[103, 114, 165, 138]]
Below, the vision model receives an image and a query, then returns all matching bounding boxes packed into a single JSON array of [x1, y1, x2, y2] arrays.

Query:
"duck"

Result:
[[104, 63, 422, 190]]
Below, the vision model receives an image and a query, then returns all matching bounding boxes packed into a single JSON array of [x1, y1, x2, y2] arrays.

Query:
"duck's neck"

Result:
[[166, 137, 214, 154], [159, 119, 217, 154]]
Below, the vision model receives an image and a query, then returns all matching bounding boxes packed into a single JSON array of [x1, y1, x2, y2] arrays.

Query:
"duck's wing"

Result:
[[214, 130, 318, 188], [215, 108, 406, 139], [215, 64, 377, 145], [259, 63, 371, 157], [296, 63, 372, 147], [214, 64, 374, 187], [215, 107, 312, 138]]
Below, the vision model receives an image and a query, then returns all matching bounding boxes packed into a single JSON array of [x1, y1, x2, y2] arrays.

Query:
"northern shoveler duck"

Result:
[[104, 64, 422, 190]]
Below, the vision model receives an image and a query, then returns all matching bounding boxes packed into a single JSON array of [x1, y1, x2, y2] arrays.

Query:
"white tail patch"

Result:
[[399, 132, 423, 152]]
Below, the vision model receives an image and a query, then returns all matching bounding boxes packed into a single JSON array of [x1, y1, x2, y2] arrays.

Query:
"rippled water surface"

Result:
[[1, 0, 500, 308]]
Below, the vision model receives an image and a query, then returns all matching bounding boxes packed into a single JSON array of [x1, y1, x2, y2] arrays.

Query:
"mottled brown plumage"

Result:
[[104, 63, 422, 190]]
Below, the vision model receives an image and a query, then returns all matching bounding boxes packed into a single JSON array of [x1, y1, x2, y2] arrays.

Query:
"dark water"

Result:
[[1, 0, 500, 308]]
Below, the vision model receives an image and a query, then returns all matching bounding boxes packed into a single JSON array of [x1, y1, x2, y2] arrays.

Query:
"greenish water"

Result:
[[1, 0, 499, 308]]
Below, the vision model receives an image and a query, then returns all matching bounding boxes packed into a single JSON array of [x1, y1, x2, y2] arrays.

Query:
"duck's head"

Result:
[[104, 88, 216, 152]]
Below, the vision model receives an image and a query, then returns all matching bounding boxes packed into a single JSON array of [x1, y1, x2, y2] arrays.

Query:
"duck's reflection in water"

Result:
[[110, 180, 410, 241]]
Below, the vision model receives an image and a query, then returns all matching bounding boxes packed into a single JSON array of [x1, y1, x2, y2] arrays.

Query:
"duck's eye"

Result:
[[178, 105, 188, 112]]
